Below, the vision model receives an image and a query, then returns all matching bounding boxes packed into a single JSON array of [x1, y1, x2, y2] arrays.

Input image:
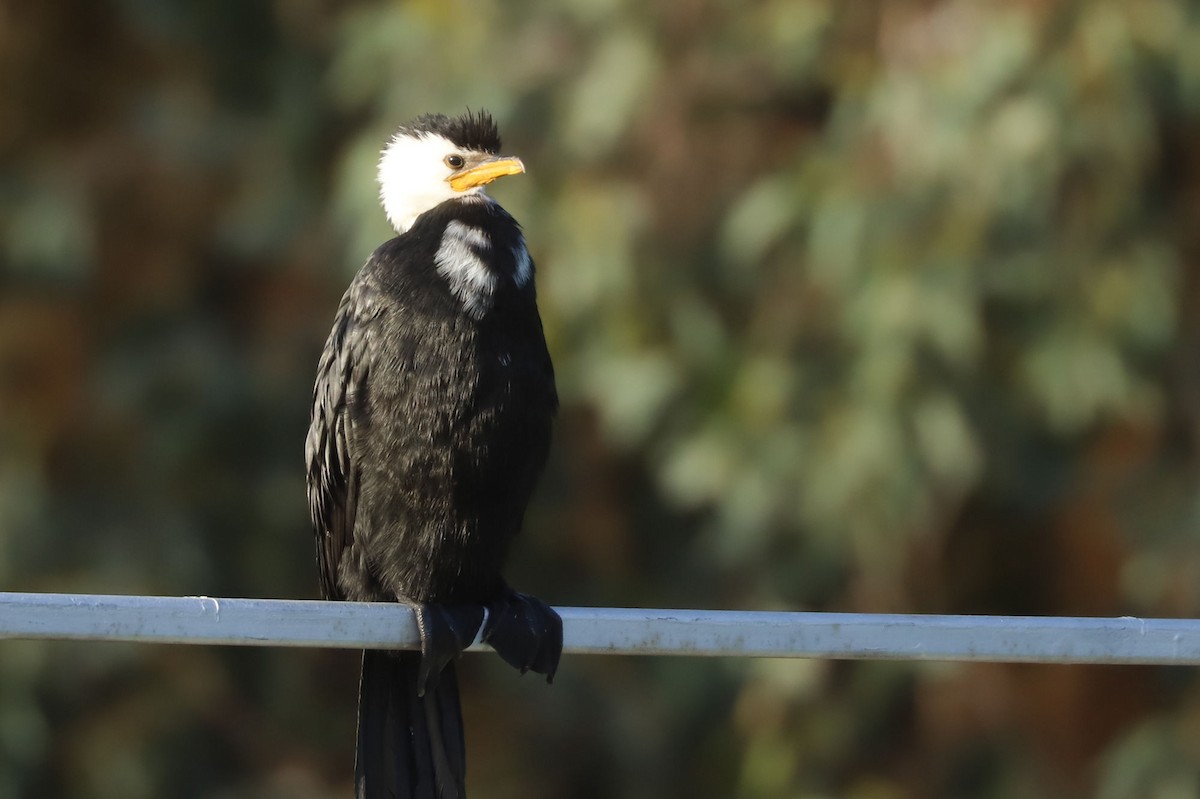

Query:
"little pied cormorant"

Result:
[[305, 110, 561, 799]]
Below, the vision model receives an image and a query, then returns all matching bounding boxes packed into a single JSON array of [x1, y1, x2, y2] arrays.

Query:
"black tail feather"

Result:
[[356, 650, 466, 799]]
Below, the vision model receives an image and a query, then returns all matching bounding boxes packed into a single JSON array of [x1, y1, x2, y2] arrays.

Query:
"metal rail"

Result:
[[1, 592, 1198, 665]]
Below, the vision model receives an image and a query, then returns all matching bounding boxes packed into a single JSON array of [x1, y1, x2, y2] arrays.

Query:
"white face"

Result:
[[377, 132, 482, 235]]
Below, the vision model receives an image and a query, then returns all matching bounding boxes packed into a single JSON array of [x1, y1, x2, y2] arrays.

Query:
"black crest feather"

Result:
[[398, 110, 502, 153]]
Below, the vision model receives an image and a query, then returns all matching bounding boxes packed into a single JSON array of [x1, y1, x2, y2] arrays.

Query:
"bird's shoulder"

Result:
[[366, 198, 535, 318], [315, 276, 387, 375]]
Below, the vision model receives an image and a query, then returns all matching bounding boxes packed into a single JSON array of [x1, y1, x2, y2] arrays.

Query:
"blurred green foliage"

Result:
[[2, 0, 1200, 796]]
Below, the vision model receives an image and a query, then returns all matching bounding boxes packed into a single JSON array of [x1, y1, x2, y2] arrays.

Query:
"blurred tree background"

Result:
[[2, 0, 1200, 796]]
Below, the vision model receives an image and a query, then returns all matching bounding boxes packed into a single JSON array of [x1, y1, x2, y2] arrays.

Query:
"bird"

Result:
[[305, 110, 562, 799]]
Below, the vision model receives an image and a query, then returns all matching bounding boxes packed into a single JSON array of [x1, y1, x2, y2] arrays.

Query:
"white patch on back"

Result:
[[512, 235, 533, 288], [435, 220, 496, 318]]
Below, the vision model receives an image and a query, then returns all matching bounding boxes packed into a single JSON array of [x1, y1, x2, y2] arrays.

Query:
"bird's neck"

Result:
[[393, 192, 491, 236]]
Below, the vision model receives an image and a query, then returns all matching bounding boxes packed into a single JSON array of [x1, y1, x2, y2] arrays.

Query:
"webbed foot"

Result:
[[481, 589, 563, 682], [410, 602, 485, 697]]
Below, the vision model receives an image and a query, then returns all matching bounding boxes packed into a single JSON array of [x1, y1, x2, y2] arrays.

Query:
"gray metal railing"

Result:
[[1, 592, 1198, 665]]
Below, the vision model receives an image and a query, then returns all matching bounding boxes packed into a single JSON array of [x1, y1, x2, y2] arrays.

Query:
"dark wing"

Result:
[[305, 277, 382, 600]]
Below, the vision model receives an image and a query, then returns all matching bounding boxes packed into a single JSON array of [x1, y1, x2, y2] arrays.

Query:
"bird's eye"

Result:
[[445, 154, 465, 169]]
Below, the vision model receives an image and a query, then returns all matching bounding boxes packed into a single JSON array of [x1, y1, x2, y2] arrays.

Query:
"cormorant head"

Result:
[[378, 110, 525, 234]]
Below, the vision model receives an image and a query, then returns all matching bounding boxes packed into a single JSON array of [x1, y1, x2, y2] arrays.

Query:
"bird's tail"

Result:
[[355, 649, 467, 799]]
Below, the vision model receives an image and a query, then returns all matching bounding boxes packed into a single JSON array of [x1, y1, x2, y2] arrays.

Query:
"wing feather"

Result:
[[305, 277, 382, 600]]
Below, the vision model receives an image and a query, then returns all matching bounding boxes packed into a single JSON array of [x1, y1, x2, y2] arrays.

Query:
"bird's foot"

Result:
[[481, 589, 563, 682], [410, 602, 485, 697]]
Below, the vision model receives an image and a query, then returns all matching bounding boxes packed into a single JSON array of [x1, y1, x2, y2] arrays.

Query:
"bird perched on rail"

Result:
[[305, 110, 562, 799]]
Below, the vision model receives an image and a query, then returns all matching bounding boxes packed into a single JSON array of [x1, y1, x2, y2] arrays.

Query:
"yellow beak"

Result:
[[448, 156, 526, 192]]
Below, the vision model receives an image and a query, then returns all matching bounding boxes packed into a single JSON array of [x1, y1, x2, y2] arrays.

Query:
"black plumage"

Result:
[[396, 111, 503, 154], [306, 111, 561, 799]]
